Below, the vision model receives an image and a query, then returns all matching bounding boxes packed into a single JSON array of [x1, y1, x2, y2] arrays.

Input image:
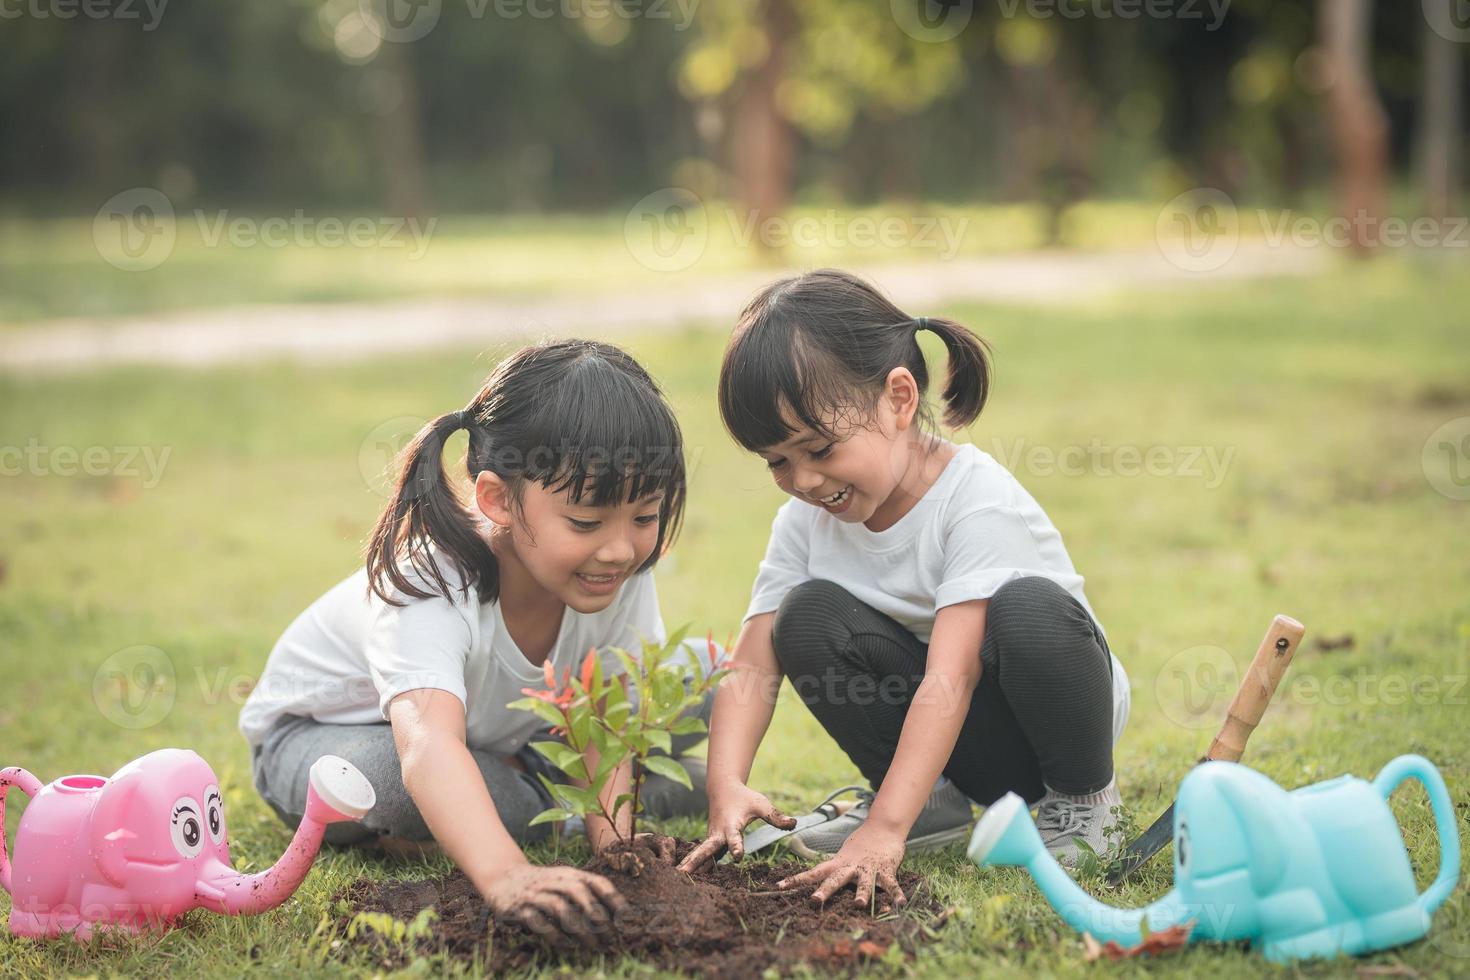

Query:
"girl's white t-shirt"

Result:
[[744, 442, 1129, 742], [239, 561, 665, 755]]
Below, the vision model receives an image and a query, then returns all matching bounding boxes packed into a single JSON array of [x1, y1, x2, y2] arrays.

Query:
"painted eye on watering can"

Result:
[[170, 795, 204, 858], [1176, 820, 1191, 872], [205, 783, 225, 845]]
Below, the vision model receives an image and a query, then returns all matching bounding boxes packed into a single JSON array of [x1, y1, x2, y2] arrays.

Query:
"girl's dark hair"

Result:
[[366, 339, 686, 606], [717, 268, 992, 451]]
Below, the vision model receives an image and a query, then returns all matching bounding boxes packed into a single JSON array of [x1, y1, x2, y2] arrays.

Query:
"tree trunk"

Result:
[[375, 40, 430, 221], [1418, 0, 1463, 221], [729, 0, 797, 251], [1317, 0, 1388, 255]]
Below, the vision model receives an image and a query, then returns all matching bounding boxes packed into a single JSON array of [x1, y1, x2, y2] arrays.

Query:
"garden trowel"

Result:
[[1106, 614, 1304, 885], [723, 787, 866, 863]]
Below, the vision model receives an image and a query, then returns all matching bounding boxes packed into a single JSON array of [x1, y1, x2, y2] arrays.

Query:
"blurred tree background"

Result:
[[2, 0, 1462, 238]]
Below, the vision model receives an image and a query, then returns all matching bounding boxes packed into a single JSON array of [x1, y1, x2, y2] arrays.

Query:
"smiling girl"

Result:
[[680, 270, 1130, 908], [240, 339, 711, 938]]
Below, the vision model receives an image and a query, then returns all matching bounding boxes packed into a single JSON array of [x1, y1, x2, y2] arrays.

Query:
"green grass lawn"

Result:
[[0, 200, 1186, 325], [1, 257, 1467, 976]]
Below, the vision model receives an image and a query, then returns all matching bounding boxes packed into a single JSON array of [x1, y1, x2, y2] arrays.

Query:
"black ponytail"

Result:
[[916, 315, 991, 429], [366, 339, 687, 607], [718, 268, 992, 450]]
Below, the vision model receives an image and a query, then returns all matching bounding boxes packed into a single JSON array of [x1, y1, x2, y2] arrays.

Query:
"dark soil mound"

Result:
[[333, 840, 947, 977]]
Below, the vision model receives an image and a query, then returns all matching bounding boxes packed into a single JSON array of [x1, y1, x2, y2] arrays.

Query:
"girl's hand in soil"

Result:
[[633, 832, 679, 864], [485, 862, 627, 946], [775, 825, 907, 909], [678, 779, 797, 873]]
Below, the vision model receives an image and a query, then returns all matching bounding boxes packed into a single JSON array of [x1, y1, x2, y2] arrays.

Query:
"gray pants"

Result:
[[772, 576, 1117, 803], [251, 691, 713, 846]]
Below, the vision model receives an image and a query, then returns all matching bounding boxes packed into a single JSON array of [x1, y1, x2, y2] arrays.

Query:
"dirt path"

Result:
[[0, 245, 1324, 373]]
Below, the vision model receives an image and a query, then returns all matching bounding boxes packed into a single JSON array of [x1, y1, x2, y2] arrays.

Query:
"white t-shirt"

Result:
[[239, 560, 665, 755], [744, 442, 1129, 742]]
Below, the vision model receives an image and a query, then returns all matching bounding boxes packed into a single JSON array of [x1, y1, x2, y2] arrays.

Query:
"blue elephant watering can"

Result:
[[968, 755, 1460, 962]]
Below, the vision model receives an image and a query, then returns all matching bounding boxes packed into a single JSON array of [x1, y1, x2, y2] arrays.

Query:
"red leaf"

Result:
[[1082, 922, 1194, 961], [542, 658, 555, 690], [580, 647, 598, 692]]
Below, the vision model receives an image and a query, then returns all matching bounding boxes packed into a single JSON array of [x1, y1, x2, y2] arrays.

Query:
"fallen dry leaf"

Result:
[[1314, 633, 1356, 652], [1082, 921, 1194, 961], [1355, 966, 1420, 978]]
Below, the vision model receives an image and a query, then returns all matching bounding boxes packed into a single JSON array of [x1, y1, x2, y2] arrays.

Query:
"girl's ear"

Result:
[[474, 470, 514, 526], [884, 367, 920, 431]]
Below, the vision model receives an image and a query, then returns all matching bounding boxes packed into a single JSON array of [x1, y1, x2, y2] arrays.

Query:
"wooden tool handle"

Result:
[[1205, 614, 1305, 763]]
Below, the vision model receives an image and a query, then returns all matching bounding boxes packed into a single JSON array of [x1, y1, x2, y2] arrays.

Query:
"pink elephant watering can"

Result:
[[0, 748, 375, 940]]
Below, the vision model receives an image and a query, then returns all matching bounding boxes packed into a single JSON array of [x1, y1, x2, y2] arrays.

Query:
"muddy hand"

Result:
[[486, 863, 627, 947], [634, 832, 679, 864], [677, 780, 796, 873], [776, 825, 906, 910]]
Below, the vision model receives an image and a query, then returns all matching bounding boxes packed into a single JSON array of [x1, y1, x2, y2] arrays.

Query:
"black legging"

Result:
[[770, 575, 1115, 804]]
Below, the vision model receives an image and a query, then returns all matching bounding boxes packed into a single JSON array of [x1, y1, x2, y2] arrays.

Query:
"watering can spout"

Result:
[[967, 793, 1190, 948]]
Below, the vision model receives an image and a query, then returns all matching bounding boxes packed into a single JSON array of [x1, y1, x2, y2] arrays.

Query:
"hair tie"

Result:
[[448, 409, 470, 429], [914, 316, 930, 333]]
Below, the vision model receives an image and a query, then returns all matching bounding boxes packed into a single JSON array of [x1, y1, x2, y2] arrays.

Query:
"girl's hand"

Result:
[[677, 779, 796, 873], [632, 831, 679, 864], [776, 825, 907, 909], [482, 861, 627, 946]]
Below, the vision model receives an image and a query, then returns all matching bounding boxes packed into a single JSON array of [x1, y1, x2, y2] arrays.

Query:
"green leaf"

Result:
[[528, 808, 579, 827], [641, 754, 692, 790], [570, 708, 593, 749], [645, 728, 672, 753], [507, 696, 566, 729], [669, 715, 708, 736], [530, 740, 590, 782]]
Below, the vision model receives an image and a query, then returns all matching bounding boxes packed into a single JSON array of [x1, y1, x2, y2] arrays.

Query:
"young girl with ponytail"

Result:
[[680, 270, 1130, 908], [240, 339, 710, 938]]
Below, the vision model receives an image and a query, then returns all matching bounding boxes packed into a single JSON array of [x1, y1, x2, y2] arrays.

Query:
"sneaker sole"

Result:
[[786, 820, 973, 860]]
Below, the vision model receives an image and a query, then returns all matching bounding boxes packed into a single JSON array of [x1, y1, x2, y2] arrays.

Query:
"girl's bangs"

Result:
[[719, 323, 851, 452]]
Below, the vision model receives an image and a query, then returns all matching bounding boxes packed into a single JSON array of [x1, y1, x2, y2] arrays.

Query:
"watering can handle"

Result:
[[1372, 754, 1461, 917], [0, 767, 44, 896]]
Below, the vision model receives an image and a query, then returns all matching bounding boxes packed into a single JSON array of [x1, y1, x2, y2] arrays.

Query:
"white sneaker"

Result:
[[1034, 778, 1122, 868], [788, 779, 975, 859]]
